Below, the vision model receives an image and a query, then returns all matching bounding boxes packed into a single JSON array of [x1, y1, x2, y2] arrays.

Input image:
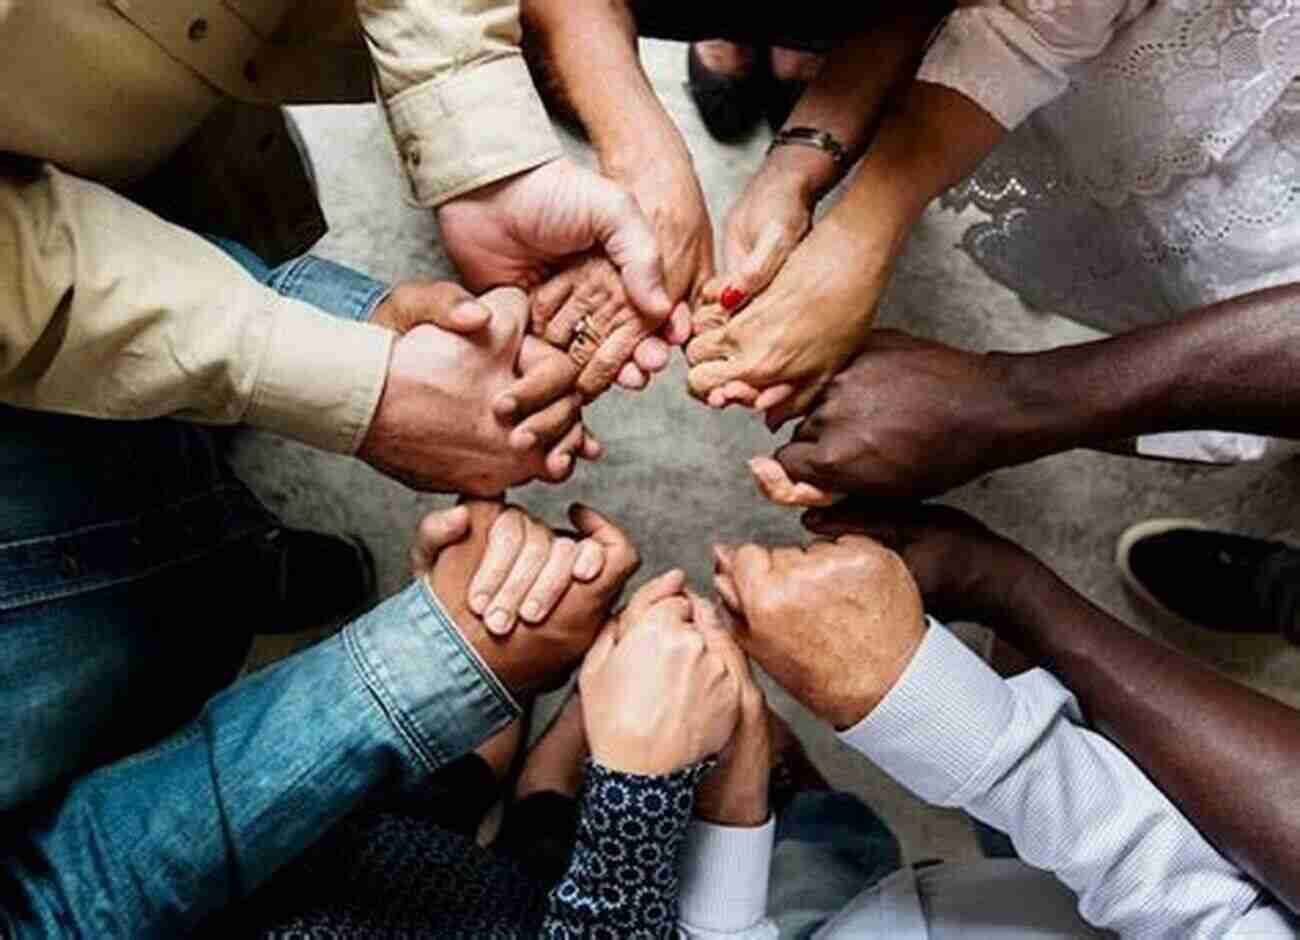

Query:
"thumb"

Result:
[[374, 281, 492, 335], [410, 504, 472, 577], [723, 223, 791, 304], [586, 175, 674, 320], [477, 286, 529, 364]]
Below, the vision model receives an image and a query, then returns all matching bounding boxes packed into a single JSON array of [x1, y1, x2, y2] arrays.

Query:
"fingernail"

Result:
[[721, 287, 746, 311], [486, 609, 511, 634], [471, 592, 490, 614], [522, 601, 542, 622], [515, 431, 537, 451], [575, 555, 598, 580]]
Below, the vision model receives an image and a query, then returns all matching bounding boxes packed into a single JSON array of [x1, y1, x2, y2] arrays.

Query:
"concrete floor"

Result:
[[231, 40, 1300, 864]]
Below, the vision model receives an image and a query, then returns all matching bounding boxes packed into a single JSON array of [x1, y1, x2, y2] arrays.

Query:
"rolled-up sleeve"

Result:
[[356, 0, 563, 207], [0, 166, 393, 454], [918, 0, 1139, 129]]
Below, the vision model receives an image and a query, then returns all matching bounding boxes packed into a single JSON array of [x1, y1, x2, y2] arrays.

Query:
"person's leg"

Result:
[[769, 791, 903, 939], [494, 693, 587, 886]]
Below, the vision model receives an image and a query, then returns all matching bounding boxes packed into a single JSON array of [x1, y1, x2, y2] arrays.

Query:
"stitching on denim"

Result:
[[417, 579, 519, 714], [340, 623, 439, 774], [0, 487, 272, 612]]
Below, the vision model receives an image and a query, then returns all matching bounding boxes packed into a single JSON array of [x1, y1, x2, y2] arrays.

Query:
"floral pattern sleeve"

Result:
[[541, 759, 712, 939]]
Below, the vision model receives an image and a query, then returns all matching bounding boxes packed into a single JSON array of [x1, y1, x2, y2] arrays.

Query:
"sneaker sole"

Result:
[[1115, 518, 1210, 632]]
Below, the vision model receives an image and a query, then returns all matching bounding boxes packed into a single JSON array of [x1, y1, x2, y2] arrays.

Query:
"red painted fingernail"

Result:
[[721, 287, 746, 311]]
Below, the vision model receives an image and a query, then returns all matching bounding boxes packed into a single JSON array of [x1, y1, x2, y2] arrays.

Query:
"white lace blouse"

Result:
[[915, 0, 1300, 334]]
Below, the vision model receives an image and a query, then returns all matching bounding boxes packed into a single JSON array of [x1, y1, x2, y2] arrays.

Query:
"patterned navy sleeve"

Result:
[[541, 759, 711, 939]]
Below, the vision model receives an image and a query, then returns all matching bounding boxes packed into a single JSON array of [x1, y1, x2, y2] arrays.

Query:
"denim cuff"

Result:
[[343, 579, 519, 775]]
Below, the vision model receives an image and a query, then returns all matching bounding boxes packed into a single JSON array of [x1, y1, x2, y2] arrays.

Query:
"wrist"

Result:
[[761, 141, 840, 206], [598, 118, 694, 183], [825, 619, 928, 730], [695, 788, 770, 828]]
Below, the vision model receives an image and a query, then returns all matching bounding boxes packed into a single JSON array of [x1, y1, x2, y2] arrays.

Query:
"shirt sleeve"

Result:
[[0, 166, 393, 454], [355, 0, 564, 207], [917, 0, 1137, 129], [677, 819, 780, 939], [839, 620, 1270, 940], [541, 760, 710, 938]]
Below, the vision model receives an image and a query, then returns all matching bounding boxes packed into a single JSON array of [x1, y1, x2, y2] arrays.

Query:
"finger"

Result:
[[569, 503, 640, 582], [685, 330, 732, 367], [749, 456, 836, 508], [716, 381, 759, 409], [409, 504, 472, 577], [512, 393, 582, 452], [765, 382, 822, 430], [730, 543, 775, 609], [618, 568, 687, 638], [579, 432, 604, 462], [467, 509, 525, 617], [616, 362, 649, 390], [633, 336, 671, 373], [688, 358, 747, 402], [520, 537, 578, 624], [586, 176, 674, 318], [573, 539, 606, 582], [713, 571, 742, 613], [578, 319, 647, 400], [663, 303, 692, 346], [755, 384, 796, 413], [726, 223, 795, 301], [773, 440, 842, 492], [689, 591, 751, 681], [484, 516, 551, 635], [497, 338, 580, 422], [479, 286, 529, 363], [543, 422, 586, 481], [712, 543, 738, 577], [546, 278, 612, 348], [531, 272, 577, 338]]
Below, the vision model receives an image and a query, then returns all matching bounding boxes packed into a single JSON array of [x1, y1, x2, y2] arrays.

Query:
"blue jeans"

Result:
[[0, 245, 516, 938]]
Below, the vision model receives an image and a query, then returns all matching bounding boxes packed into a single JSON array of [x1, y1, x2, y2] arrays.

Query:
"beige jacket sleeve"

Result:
[[918, 0, 1147, 129], [0, 166, 394, 454], [356, 0, 563, 207]]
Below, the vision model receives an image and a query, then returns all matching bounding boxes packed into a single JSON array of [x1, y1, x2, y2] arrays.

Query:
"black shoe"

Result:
[[255, 527, 377, 635], [1117, 519, 1297, 634], [686, 43, 767, 143], [765, 78, 808, 134]]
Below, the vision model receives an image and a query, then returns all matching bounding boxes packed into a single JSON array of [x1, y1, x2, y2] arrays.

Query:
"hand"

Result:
[[605, 146, 716, 309], [699, 157, 816, 336], [531, 253, 692, 399], [435, 158, 673, 322], [580, 575, 741, 775], [424, 500, 640, 696], [359, 287, 600, 496], [686, 212, 887, 427], [772, 330, 1037, 504], [692, 624, 772, 827], [714, 537, 926, 729], [802, 499, 1048, 629]]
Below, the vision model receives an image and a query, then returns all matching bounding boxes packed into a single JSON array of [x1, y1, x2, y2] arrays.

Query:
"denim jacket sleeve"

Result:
[[541, 760, 711, 939], [0, 578, 518, 939]]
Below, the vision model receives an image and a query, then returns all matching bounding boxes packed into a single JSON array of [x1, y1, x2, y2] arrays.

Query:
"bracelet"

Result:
[[768, 126, 847, 166]]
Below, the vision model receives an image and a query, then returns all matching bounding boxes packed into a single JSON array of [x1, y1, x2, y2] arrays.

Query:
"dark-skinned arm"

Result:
[[806, 502, 1300, 913], [774, 283, 1300, 504]]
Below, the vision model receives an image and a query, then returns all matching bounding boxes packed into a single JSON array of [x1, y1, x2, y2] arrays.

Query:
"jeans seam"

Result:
[[341, 624, 440, 774], [0, 486, 272, 612]]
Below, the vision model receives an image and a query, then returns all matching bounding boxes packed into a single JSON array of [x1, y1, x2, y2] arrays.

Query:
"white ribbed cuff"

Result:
[[677, 818, 775, 933], [838, 619, 1016, 807], [244, 296, 393, 455]]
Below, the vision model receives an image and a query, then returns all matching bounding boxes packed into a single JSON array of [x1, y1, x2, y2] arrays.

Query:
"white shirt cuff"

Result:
[[837, 618, 1017, 807], [677, 817, 775, 933]]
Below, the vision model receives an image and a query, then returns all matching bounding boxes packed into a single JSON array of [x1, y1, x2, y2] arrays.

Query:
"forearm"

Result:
[[0, 168, 392, 454], [0, 581, 518, 938], [524, 0, 691, 176], [1005, 284, 1300, 451], [999, 560, 1300, 912], [818, 79, 1004, 274], [770, 6, 950, 202]]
